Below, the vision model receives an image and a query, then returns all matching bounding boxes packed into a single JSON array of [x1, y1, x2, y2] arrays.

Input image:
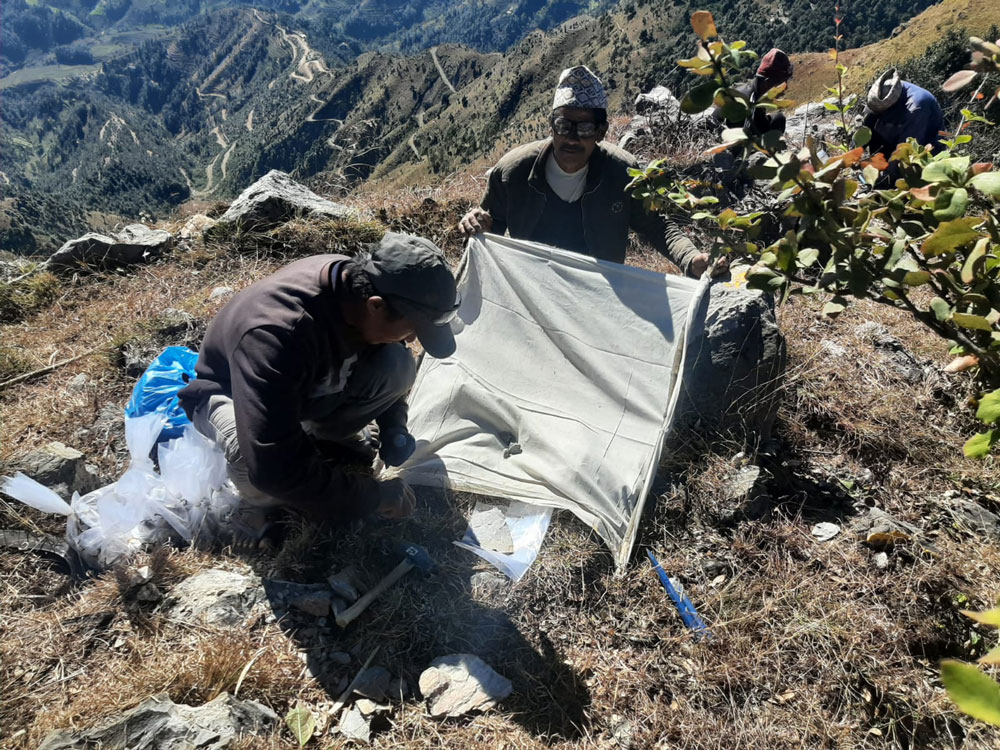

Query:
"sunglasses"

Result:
[[383, 293, 461, 325], [550, 116, 603, 139]]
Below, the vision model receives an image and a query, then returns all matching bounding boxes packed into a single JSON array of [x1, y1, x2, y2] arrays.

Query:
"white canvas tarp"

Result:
[[398, 234, 707, 570]]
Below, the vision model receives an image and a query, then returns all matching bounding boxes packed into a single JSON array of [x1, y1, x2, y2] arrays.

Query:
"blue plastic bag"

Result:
[[124, 346, 198, 441]]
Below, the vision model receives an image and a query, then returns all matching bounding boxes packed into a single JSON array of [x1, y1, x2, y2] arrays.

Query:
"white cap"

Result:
[[552, 65, 608, 110]]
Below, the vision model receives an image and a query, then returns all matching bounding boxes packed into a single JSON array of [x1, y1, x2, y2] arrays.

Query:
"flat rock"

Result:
[[37, 692, 276, 750], [169, 569, 265, 627], [418, 654, 512, 718], [338, 706, 370, 743], [288, 592, 333, 617], [327, 566, 362, 603], [211, 170, 355, 234], [468, 503, 514, 553], [46, 224, 174, 273], [470, 571, 509, 598], [353, 666, 391, 701], [209, 286, 235, 302]]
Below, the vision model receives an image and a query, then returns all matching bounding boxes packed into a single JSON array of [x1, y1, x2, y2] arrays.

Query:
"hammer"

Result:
[[335, 543, 436, 628]]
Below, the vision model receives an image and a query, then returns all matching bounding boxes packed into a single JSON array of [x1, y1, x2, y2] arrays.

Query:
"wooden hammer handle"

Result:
[[336, 558, 413, 628]]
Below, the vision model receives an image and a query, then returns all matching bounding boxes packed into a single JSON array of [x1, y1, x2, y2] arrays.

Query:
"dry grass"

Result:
[[4, 194, 1000, 750]]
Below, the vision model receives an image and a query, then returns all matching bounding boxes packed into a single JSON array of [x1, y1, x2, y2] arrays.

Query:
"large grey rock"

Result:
[[212, 170, 355, 233], [783, 100, 844, 150], [676, 282, 786, 443], [169, 569, 265, 627], [46, 224, 174, 272], [418, 654, 512, 718], [634, 85, 681, 117], [16, 442, 102, 498], [38, 692, 276, 750]]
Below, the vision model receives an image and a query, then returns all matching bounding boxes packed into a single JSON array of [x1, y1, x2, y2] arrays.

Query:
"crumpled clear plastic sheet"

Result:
[[454, 499, 553, 582], [1, 413, 239, 569]]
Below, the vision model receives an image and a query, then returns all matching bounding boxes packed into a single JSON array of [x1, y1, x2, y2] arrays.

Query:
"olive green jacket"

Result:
[[480, 139, 701, 274]]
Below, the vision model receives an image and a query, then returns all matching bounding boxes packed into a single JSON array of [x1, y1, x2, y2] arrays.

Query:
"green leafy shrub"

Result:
[[630, 12, 1000, 450]]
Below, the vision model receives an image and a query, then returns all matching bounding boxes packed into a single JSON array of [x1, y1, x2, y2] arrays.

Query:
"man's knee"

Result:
[[368, 343, 416, 398]]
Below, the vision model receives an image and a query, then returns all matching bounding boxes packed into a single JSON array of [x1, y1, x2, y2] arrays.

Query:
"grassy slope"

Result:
[[787, 0, 1000, 102], [2, 182, 1000, 748]]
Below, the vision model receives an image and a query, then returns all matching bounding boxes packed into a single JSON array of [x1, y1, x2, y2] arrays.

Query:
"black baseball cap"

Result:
[[364, 232, 460, 358]]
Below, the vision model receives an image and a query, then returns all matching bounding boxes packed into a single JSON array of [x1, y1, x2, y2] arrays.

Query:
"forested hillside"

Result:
[[3, 0, 997, 257]]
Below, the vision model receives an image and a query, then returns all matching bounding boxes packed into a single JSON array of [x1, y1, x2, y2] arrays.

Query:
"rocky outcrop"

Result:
[[676, 281, 786, 444], [167, 568, 265, 627], [38, 693, 276, 750], [210, 170, 356, 235], [46, 224, 174, 272], [15, 442, 103, 498]]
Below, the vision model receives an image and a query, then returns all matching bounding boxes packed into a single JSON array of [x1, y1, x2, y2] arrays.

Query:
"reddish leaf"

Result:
[[944, 355, 979, 373], [840, 147, 865, 167], [910, 185, 933, 201], [973, 162, 994, 175], [943, 69, 978, 93], [869, 153, 889, 171]]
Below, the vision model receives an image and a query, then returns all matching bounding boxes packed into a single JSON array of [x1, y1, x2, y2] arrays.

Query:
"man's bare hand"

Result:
[[375, 477, 416, 519], [688, 253, 730, 278], [458, 208, 493, 237]]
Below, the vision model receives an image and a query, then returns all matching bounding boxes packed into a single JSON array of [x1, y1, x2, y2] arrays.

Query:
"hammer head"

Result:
[[400, 543, 436, 574]]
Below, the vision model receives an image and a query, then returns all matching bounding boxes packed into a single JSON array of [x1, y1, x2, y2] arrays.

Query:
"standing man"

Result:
[[459, 65, 714, 277], [178, 232, 460, 538]]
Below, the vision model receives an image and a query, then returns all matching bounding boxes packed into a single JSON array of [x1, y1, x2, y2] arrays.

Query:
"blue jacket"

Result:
[[864, 81, 944, 158]]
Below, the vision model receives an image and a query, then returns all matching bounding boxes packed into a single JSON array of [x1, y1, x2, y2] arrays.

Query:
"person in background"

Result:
[[178, 232, 460, 542], [459, 65, 719, 277], [859, 68, 945, 183], [713, 47, 794, 136]]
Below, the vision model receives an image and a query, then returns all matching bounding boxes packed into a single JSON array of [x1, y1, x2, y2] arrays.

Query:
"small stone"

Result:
[[353, 666, 390, 701], [724, 465, 761, 502], [873, 552, 889, 570], [209, 286, 235, 302], [388, 677, 409, 702], [68, 373, 89, 392], [470, 571, 509, 597], [418, 654, 512, 718], [811, 522, 841, 542], [611, 715, 635, 749], [338, 706, 370, 743], [136, 583, 162, 603], [328, 651, 352, 666], [327, 566, 362, 603], [355, 698, 388, 716]]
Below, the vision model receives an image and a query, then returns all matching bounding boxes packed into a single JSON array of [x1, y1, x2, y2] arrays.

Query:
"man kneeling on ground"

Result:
[[178, 232, 460, 540]]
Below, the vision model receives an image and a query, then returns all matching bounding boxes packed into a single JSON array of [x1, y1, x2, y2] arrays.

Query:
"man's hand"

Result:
[[375, 477, 416, 519], [458, 207, 493, 237], [379, 427, 416, 467], [688, 253, 730, 278]]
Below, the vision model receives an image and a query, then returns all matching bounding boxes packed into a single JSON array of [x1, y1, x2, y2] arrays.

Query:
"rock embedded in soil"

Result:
[[169, 568, 265, 627], [46, 224, 174, 273], [288, 591, 333, 617], [327, 566, 362, 603], [418, 654, 512, 718], [37, 692, 276, 750], [15, 442, 103, 498]]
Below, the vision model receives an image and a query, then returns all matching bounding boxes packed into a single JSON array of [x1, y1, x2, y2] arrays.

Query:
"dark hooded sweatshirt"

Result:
[[178, 254, 405, 520]]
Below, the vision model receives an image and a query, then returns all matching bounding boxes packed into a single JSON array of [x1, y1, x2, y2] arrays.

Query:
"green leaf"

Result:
[[922, 218, 984, 256], [976, 389, 1000, 424], [903, 270, 931, 286], [681, 82, 718, 114], [854, 126, 871, 147], [922, 156, 971, 184], [934, 188, 969, 222], [863, 165, 879, 185], [953, 312, 994, 331], [964, 429, 999, 457], [285, 705, 316, 747], [720, 96, 748, 123], [823, 297, 848, 317], [943, 660, 1000, 725], [930, 297, 952, 321], [962, 238, 990, 284], [964, 607, 1000, 626], [722, 126, 747, 143], [798, 248, 820, 267], [970, 172, 1000, 196]]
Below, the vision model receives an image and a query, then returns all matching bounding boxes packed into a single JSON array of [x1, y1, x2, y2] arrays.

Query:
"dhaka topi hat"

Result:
[[867, 68, 903, 114], [364, 232, 460, 358], [552, 65, 608, 110]]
